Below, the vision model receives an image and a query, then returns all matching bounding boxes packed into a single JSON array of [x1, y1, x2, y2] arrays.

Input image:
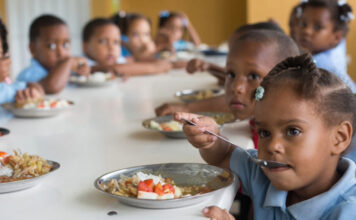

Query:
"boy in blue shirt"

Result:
[[17, 14, 90, 94]]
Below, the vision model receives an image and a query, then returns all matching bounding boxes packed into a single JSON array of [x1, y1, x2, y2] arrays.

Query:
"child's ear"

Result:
[[331, 30, 344, 47], [331, 121, 352, 155], [29, 42, 35, 56]]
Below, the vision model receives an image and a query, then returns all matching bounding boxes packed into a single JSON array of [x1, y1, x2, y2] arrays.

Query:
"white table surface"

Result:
[[0, 67, 238, 220]]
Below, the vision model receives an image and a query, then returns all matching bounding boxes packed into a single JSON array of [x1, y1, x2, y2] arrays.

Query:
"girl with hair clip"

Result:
[[293, 0, 356, 92], [111, 12, 157, 62], [0, 18, 44, 105], [156, 11, 201, 52], [176, 53, 356, 219]]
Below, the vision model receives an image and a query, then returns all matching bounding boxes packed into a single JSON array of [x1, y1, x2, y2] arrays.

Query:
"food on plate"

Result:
[[180, 90, 215, 102], [15, 99, 71, 110], [99, 172, 211, 200], [149, 120, 183, 132], [70, 72, 114, 83], [0, 150, 53, 183]]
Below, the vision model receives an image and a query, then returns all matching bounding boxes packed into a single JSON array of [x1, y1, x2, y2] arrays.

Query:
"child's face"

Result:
[[30, 24, 71, 70], [83, 24, 121, 67], [297, 7, 342, 54], [127, 18, 151, 50], [255, 83, 339, 193], [163, 16, 184, 42], [224, 42, 280, 120]]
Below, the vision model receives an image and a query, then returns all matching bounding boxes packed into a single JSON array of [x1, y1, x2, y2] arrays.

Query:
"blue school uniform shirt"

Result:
[[17, 59, 48, 83], [0, 81, 27, 104], [173, 40, 194, 51], [313, 40, 356, 93], [230, 147, 356, 220]]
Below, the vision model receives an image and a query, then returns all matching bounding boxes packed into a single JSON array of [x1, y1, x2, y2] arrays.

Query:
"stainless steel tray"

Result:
[[94, 163, 235, 209]]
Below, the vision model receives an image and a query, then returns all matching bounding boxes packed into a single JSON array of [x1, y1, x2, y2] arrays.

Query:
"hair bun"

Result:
[[338, 1, 354, 22]]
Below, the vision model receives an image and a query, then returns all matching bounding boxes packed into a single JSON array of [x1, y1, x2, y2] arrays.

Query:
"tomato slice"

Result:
[[144, 179, 154, 192], [138, 181, 151, 192], [154, 182, 164, 196]]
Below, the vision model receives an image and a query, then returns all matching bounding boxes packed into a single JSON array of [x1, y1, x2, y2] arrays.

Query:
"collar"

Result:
[[263, 158, 356, 219]]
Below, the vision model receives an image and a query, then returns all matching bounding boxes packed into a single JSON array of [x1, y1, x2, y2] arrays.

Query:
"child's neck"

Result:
[[286, 165, 341, 206]]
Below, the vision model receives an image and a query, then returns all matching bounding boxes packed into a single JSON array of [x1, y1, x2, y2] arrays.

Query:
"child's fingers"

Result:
[[174, 112, 201, 122], [15, 91, 24, 102], [185, 132, 217, 149], [202, 206, 235, 220]]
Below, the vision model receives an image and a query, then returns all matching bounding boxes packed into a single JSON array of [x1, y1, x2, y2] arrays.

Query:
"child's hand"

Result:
[[154, 60, 172, 73], [202, 206, 235, 220], [15, 83, 44, 104], [71, 57, 90, 76], [174, 112, 219, 149], [155, 103, 189, 116], [0, 56, 11, 82], [172, 61, 188, 69], [186, 59, 209, 74]]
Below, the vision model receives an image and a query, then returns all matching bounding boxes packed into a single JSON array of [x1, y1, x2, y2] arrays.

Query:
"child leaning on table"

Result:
[[0, 17, 44, 105], [82, 17, 171, 77], [155, 22, 290, 117], [17, 14, 90, 94], [176, 53, 356, 220], [292, 0, 356, 92]]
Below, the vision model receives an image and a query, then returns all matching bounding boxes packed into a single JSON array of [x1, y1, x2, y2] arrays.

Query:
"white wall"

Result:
[[6, 0, 90, 78]]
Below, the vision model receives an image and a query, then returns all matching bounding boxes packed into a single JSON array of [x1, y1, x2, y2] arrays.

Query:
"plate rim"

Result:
[[94, 162, 235, 203]]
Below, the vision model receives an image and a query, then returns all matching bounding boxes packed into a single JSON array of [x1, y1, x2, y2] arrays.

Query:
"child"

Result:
[[83, 17, 171, 76], [157, 11, 201, 51], [176, 53, 356, 219], [294, 0, 356, 92], [0, 17, 44, 104], [112, 13, 158, 61], [17, 14, 90, 94], [155, 22, 287, 117]]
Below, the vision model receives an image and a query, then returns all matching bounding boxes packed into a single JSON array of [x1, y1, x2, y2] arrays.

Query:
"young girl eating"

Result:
[[176, 53, 356, 219]]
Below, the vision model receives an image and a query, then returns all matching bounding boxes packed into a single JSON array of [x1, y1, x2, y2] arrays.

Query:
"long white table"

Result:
[[0, 67, 238, 220]]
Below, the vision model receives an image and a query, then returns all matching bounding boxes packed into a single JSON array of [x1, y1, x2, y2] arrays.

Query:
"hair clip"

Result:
[[255, 86, 265, 101], [296, 6, 303, 18], [118, 11, 126, 18], [338, 0, 347, 6], [160, 10, 170, 18], [340, 12, 354, 22]]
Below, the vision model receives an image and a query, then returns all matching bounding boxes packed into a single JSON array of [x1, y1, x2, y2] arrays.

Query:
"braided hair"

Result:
[[261, 53, 356, 139], [300, 0, 354, 35], [0, 18, 8, 55]]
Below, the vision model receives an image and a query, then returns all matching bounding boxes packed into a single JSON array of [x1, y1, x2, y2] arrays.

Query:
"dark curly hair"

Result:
[[29, 14, 66, 42], [261, 53, 356, 141], [0, 18, 8, 55], [82, 18, 117, 42]]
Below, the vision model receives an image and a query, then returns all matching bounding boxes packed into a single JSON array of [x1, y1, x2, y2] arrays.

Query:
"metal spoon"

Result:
[[181, 118, 289, 169]]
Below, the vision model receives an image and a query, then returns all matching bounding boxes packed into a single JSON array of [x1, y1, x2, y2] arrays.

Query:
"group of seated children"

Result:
[[0, 10, 201, 103]]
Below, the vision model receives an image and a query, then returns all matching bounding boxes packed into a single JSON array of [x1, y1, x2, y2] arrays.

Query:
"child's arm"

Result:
[[155, 94, 230, 116], [181, 13, 201, 46], [202, 206, 235, 220], [174, 112, 234, 169], [40, 57, 90, 94], [113, 60, 172, 76], [186, 59, 226, 85]]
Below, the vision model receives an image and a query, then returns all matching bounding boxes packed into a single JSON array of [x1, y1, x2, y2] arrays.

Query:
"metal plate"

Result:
[[0, 128, 10, 137], [0, 160, 60, 193], [2, 101, 74, 118], [175, 88, 224, 103], [142, 112, 235, 139], [94, 163, 234, 209], [69, 76, 116, 87]]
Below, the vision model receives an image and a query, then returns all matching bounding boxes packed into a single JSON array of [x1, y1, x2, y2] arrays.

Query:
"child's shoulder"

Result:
[[17, 59, 47, 82]]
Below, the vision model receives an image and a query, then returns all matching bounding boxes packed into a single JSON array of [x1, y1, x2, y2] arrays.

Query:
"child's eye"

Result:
[[313, 24, 322, 31], [248, 72, 261, 81], [286, 128, 301, 137], [257, 129, 270, 139], [48, 43, 56, 50], [226, 71, 235, 79], [63, 42, 70, 49], [99, 39, 108, 44], [300, 21, 307, 28]]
